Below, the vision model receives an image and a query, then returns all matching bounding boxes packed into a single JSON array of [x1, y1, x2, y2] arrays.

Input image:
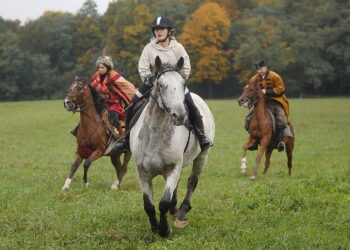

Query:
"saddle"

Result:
[[245, 107, 292, 148], [101, 109, 125, 138], [128, 97, 192, 131]]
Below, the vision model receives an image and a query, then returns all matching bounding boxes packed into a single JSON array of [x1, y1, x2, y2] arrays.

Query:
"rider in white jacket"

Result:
[[115, 16, 213, 152]]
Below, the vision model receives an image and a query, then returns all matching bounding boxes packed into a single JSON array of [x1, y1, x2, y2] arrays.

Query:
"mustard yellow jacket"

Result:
[[250, 71, 289, 116]]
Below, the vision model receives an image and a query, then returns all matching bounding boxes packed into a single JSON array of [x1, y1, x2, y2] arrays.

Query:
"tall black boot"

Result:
[[185, 93, 213, 151], [114, 102, 133, 152], [114, 84, 151, 152], [70, 124, 79, 137], [277, 128, 285, 152]]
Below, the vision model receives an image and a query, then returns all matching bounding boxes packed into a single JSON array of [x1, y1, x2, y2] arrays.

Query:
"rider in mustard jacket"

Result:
[[249, 59, 290, 151]]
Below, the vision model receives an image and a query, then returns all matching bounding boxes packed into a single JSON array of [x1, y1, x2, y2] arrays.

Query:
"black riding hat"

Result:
[[151, 16, 174, 31], [255, 59, 267, 69]]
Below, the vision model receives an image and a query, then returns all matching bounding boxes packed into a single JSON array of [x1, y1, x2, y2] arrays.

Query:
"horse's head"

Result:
[[238, 80, 262, 109], [152, 56, 187, 126], [64, 76, 89, 112]]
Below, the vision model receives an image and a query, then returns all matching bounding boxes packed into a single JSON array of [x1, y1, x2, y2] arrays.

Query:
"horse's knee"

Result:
[[83, 160, 91, 169], [159, 188, 172, 214], [143, 194, 156, 217], [187, 175, 198, 189]]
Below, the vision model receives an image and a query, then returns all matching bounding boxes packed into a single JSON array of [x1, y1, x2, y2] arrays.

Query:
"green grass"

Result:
[[1, 98, 350, 249]]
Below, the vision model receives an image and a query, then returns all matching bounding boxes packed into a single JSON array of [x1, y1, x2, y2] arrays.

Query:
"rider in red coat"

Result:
[[91, 55, 136, 129]]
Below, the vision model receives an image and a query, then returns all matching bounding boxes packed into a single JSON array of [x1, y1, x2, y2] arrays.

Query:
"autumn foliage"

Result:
[[179, 2, 231, 84]]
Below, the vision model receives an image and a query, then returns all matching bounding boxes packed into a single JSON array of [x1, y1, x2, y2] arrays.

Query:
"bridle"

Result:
[[245, 84, 260, 109], [66, 81, 92, 113], [150, 66, 184, 113]]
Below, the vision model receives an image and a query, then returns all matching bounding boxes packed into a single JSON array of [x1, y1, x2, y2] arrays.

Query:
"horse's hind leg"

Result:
[[169, 186, 179, 220], [286, 138, 294, 176], [263, 147, 273, 175], [110, 150, 131, 189], [62, 155, 83, 190], [138, 170, 159, 234], [175, 152, 208, 229], [110, 151, 122, 190]]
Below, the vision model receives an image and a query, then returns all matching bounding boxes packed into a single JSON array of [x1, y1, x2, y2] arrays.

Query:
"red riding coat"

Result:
[[91, 70, 136, 117]]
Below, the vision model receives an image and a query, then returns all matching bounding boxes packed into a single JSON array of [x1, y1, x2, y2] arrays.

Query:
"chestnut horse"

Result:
[[238, 81, 294, 179], [62, 78, 131, 190]]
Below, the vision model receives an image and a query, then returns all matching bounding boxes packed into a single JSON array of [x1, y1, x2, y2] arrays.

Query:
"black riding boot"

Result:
[[277, 127, 285, 152], [70, 124, 79, 137], [114, 84, 151, 152], [113, 98, 135, 152], [185, 93, 213, 151]]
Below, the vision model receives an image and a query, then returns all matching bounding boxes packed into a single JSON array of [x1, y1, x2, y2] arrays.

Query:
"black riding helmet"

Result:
[[151, 16, 175, 39]]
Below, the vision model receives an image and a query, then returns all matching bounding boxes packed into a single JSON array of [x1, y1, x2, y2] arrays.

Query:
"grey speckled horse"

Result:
[[130, 56, 215, 237]]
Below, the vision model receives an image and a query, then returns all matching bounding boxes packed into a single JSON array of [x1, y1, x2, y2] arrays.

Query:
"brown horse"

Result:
[[62, 77, 131, 190], [238, 81, 294, 179]]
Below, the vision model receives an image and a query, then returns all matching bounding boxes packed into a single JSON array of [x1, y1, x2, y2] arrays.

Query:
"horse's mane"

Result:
[[88, 85, 107, 115]]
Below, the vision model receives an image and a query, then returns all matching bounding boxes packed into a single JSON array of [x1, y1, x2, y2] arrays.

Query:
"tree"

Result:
[[72, 16, 102, 76], [77, 0, 99, 19], [179, 2, 231, 98], [19, 11, 74, 74], [231, 15, 295, 83], [0, 31, 57, 100]]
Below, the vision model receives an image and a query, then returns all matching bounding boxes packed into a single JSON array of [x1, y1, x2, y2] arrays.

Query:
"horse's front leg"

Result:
[[241, 137, 256, 173], [175, 152, 208, 229], [138, 169, 159, 233], [83, 150, 103, 186], [159, 164, 181, 237], [62, 154, 83, 190], [250, 138, 269, 179]]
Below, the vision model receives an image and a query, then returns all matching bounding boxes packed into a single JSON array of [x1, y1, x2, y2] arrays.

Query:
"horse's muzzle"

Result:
[[238, 98, 248, 108], [171, 112, 186, 126], [64, 98, 74, 111]]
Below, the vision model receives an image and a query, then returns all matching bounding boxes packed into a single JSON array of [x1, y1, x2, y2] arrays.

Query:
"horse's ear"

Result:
[[155, 56, 163, 73], [176, 57, 184, 71], [75, 75, 80, 81]]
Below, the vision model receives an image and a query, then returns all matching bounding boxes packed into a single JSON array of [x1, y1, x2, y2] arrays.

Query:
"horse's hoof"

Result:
[[174, 219, 188, 229], [85, 183, 90, 187], [240, 168, 247, 174], [61, 186, 69, 191], [249, 175, 256, 180], [170, 209, 179, 221], [159, 227, 172, 237], [111, 179, 120, 190]]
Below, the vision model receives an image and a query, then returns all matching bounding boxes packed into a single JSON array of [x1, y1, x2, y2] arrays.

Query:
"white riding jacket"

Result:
[[138, 37, 191, 83]]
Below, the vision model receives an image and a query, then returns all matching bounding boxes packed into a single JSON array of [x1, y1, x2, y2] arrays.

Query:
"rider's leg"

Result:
[[271, 101, 288, 152], [185, 90, 213, 151], [109, 110, 120, 128], [114, 84, 151, 152]]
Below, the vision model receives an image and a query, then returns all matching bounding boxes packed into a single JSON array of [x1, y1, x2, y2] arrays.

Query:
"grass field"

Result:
[[1, 98, 350, 249]]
